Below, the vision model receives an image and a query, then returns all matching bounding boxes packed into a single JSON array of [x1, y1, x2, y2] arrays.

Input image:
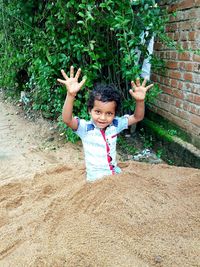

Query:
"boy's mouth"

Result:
[[96, 121, 108, 128], [97, 121, 107, 125]]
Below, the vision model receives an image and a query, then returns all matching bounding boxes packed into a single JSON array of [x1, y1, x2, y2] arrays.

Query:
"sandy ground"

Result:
[[0, 97, 200, 267]]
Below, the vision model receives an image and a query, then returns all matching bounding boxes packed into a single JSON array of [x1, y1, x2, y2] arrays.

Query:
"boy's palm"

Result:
[[57, 66, 86, 96], [129, 78, 153, 101], [65, 77, 82, 94]]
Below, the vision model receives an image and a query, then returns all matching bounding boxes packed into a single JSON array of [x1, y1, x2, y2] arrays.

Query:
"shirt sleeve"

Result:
[[74, 117, 87, 139], [116, 115, 129, 133]]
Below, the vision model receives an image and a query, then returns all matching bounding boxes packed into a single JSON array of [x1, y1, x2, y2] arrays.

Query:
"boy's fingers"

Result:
[[146, 84, 154, 91], [75, 68, 81, 80], [70, 65, 74, 78], [79, 78, 86, 88], [129, 89, 135, 98], [131, 81, 136, 89], [61, 69, 68, 80], [136, 77, 140, 87], [142, 79, 147, 87], [57, 78, 66, 85]]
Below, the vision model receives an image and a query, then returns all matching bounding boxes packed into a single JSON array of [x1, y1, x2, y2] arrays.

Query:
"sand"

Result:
[[0, 97, 200, 267]]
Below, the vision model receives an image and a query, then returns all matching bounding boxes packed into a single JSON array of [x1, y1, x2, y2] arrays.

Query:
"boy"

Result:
[[57, 66, 153, 181]]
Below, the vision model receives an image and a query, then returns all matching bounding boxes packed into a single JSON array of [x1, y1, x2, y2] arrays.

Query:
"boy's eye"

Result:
[[95, 110, 100, 114], [107, 112, 113, 116]]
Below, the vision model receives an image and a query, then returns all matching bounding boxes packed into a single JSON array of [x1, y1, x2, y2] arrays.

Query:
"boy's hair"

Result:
[[87, 83, 121, 113]]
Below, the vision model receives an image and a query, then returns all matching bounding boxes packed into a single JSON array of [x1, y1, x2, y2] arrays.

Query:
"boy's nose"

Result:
[[100, 113, 106, 120]]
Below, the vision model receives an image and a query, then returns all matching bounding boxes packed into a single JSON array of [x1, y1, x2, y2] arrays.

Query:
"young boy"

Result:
[[57, 66, 153, 182]]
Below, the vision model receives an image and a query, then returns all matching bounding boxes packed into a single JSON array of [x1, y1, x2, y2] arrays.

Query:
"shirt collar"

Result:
[[88, 118, 118, 130]]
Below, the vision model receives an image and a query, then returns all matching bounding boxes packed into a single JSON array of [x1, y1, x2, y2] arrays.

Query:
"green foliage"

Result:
[[156, 148, 163, 159], [142, 119, 174, 142], [0, 0, 171, 140], [118, 136, 138, 155], [139, 128, 153, 148]]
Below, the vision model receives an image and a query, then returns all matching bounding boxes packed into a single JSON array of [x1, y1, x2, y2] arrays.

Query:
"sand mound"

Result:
[[0, 96, 200, 266], [1, 162, 200, 267]]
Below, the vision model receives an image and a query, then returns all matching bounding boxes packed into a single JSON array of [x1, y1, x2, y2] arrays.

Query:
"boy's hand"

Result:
[[57, 66, 86, 97], [129, 78, 153, 101]]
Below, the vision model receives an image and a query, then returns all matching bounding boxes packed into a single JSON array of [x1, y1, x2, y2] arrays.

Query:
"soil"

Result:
[[0, 94, 200, 267]]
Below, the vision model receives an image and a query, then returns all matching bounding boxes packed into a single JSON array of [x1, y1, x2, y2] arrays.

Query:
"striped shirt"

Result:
[[74, 115, 129, 181]]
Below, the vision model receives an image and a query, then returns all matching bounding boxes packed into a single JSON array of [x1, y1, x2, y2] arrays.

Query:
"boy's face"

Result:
[[90, 100, 116, 129]]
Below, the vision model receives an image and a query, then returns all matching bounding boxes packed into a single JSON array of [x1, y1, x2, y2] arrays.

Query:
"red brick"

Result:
[[163, 77, 170, 85], [188, 31, 196, 41], [185, 83, 198, 92], [178, 52, 191, 61], [168, 33, 174, 39], [178, 62, 196, 72], [190, 42, 200, 50], [183, 73, 193, 82], [187, 94, 200, 105], [190, 105, 200, 115], [191, 87, 199, 94], [179, 0, 195, 10], [184, 63, 194, 72], [193, 95, 200, 105], [193, 54, 200, 62], [166, 23, 178, 32], [187, 94, 194, 103], [182, 42, 188, 49], [174, 32, 181, 41], [187, 9, 200, 19], [181, 21, 193, 30], [167, 61, 178, 69], [161, 85, 173, 95], [177, 82, 184, 90], [169, 15, 176, 23], [151, 74, 158, 82], [154, 42, 163, 50], [168, 4, 179, 12], [179, 62, 185, 70], [160, 76, 164, 84], [171, 79, 178, 88], [185, 83, 192, 90], [183, 102, 191, 111], [160, 94, 170, 103], [173, 89, 184, 99], [170, 51, 178, 60], [169, 70, 182, 79], [175, 99, 183, 108]]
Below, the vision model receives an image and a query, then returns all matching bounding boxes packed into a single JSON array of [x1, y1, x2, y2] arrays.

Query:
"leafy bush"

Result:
[[0, 0, 170, 122]]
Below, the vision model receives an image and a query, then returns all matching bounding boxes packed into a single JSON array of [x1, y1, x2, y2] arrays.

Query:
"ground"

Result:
[[0, 94, 200, 267]]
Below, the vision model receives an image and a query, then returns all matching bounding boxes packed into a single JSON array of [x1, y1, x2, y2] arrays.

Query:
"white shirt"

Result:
[[74, 115, 129, 181]]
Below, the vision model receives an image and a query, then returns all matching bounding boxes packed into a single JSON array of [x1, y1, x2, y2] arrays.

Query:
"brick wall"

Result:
[[151, 0, 200, 147]]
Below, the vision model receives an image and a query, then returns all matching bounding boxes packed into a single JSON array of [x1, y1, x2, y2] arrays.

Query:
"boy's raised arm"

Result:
[[128, 78, 153, 126], [57, 66, 86, 130]]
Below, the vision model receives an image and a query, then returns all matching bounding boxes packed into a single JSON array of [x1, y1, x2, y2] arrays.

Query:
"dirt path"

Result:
[[0, 96, 200, 267]]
